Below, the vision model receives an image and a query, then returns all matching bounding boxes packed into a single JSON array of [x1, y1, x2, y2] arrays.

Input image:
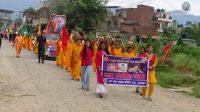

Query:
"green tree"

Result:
[[0, 21, 3, 29], [23, 7, 35, 23], [185, 21, 192, 26], [52, 0, 108, 32], [181, 23, 200, 46]]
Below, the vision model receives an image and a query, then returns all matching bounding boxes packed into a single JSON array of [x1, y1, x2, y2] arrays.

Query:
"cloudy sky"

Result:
[[0, 0, 39, 19], [107, 0, 200, 16], [0, 0, 199, 19]]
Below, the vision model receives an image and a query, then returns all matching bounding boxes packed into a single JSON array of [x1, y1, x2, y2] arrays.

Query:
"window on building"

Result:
[[118, 13, 121, 17], [122, 11, 127, 18], [163, 14, 166, 18]]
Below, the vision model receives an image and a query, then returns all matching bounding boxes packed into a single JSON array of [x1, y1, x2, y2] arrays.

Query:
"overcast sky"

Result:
[[0, 0, 199, 19], [107, 0, 200, 16], [0, 0, 39, 19]]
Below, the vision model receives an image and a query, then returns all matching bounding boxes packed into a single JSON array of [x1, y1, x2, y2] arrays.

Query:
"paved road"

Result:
[[0, 40, 200, 112]]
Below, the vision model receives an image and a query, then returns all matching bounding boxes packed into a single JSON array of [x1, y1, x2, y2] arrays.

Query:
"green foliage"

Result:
[[157, 51, 200, 98], [52, 0, 108, 32], [24, 7, 35, 14], [157, 71, 197, 88], [24, 7, 35, 17], [86, 32, 96, 40], [142, 36, 176, 55], [172, 46, 200, 58], [160, 9, 165, 12], [0, 21, 3, 29], [193, 81, 200, 98], [20, 24, 31, 36], [174, 54, 200, 74], [177, 37, 183, 45], [181, 23, 200, 46]]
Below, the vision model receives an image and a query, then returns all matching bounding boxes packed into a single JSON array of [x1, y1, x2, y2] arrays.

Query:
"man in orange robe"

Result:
[[28, 35, 33, 51], [13, 34, 23, 58]]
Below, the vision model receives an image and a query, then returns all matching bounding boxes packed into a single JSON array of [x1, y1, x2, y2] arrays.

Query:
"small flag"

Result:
[[62, 26, 69, 50], [162, 41, 174, 64]]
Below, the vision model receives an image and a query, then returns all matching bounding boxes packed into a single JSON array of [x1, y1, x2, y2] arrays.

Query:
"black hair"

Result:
[[68, 30, 72, 36], [98, 41, 110, 55], [127, 47, 133, 52], [83, 39, 93, 58], [127, 47, 133, 50], [146, 44, 153, 49], [139, 46, 146, 52], [75, 38, 81, 42]]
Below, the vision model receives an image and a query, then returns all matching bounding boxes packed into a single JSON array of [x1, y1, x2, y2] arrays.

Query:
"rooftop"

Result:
[[0, 9, 14, 14]]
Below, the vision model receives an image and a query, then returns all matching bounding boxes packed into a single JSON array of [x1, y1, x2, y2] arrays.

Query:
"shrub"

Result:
[[157, 71, 197, 88], [172, 46, 200, 59], [172, 53, 200, 73], [193, 81, 200, 98]]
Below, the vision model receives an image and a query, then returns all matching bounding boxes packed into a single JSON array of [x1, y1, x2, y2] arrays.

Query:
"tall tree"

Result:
[[181, 23, 200, 46], [52, 0, 108, 32], [23, 7, 35, 19]]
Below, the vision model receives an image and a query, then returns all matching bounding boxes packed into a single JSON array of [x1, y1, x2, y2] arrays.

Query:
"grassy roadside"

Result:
[[156, 47, 200, 98]]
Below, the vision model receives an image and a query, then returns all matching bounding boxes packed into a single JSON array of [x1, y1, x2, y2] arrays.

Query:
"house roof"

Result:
[[0, 9, 14, 14]]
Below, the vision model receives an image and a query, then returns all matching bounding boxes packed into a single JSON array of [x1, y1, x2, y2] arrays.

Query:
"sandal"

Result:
[[98, 93, 103, 98], [146, 97, 153, 101]]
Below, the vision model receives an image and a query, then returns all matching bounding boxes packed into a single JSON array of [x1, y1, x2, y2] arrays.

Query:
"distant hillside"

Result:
[[170, 10, 200, 25]]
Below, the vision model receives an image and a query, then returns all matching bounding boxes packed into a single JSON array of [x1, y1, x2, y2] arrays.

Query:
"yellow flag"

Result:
[[37, 22, 41, 35]]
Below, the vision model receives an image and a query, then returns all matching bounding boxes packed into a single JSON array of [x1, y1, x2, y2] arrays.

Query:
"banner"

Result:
[[45, 14, 66, 34], [102, 56, 149, 87]]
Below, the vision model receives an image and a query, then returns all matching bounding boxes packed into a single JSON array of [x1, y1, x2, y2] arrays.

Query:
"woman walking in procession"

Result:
[[80, 39, 93, 91], [141, 44, 157, 101], [70, 33, 83, 81], [13, 33, 23, 58], [95, 41, 110, 98], [135, 47, 146, 94]]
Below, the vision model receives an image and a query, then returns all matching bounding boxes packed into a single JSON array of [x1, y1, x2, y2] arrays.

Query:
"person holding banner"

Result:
[[95, 41, 110, 98], [135, 47, 146, 94], [80, 39, 93, 91], [141, 44, 157, 101]]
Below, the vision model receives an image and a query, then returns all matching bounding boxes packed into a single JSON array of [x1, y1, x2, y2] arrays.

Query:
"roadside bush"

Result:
[[157, 71, 197, 88], [172, 45, 200, 58], [193, 81, 200, 98], [172, 53, 200, 73]]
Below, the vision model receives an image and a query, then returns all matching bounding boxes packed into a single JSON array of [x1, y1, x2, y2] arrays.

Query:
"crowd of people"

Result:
[[0, 31, 38, 58], [55, 31, 157, 101], [1, 30, 157, 101]]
